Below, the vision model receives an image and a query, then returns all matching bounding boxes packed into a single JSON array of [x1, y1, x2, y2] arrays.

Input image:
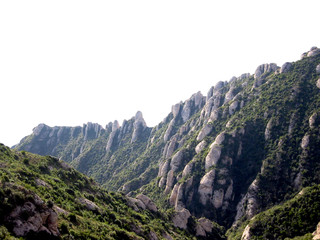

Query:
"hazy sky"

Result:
[[1, 0, 320, 147]]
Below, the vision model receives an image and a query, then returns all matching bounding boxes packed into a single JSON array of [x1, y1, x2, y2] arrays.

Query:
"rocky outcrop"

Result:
[[136, 194, 158, 212], [131, 111, 147, 143], [280, 62, 292, 73], [195, 218, 214, 237], [316, 64, 320, 74], [252, 63, 278, 89], [241, 225, 251, 240], [198, 169, 216, 205], [205, 132, 225, 170], [106, 120, 120, 152], [313, 222, 320, 240], [5, 186, 60, 239], [79, 197, 99, 211], [172, 208, 191, 229]]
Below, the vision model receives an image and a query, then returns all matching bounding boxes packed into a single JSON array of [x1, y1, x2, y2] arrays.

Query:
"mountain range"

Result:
[[5, 46, 320, 239]]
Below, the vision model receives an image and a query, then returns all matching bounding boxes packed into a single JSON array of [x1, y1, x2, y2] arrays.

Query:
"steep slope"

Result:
[[0, 143, 205, 239], [14, 46, 320, 237]]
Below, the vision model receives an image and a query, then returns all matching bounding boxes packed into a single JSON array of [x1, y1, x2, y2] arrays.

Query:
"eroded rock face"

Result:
[[172, 208, 191, 229], [131, 111, 147, 143], [205, 132, 225, 170], [197, 123, 213, 141], [198, 169, 216, 205], [252, 63, 278, 89], [280, 62, 292, 73], [136, 194, 158, 212], [6, 190, 60, 239], [195, 218, 214, 237], [106, 120, 120, 152], [307, 47, 320, 57]]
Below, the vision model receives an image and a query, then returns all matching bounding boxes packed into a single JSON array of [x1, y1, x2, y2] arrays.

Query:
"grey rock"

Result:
[[172, 208, 191, 229], [317, 78, 320, 89], [182, 161, 194, 177], [195, 141, 206, 154], [106, 120, 120, 152], [131, 111, 147, 143], [197, 123, 213, 141], [198, 169, 216, 205], [239, 73, 250, 80], [241, 225, 252, 240], [265, 118, 273, 140], [172, 103, 182, 118], [213, 189, 224, 208], [254, 63, 278, 80], [170, 150, 184, 172], [206, 86, 214, 100], [307, 47, 320, 57], [280, 62, 292, 73], [316, 64, 320, 74], [229, 101, 239, 115], [79, 197, 99, 211], [301, 134, 310, 149], [196, 218, 214, 237], [224, 86, 236, 104], [136, 194, 158, 212], [163, 119, 175, 142], [309, 112, 319, 128]]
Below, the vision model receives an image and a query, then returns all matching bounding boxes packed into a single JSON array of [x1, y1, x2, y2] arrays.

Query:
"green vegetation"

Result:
[[0, 144, 193, 239]]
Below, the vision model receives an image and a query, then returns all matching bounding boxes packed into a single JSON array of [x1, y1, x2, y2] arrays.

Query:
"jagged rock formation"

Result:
[[14, 47, 320, 238]]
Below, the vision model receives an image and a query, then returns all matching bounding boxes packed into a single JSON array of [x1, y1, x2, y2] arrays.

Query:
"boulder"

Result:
[[79, 197, 99, 211], [280, 62, 292, 73], [196, 218, 214, 237], [307, 47, 320, 57], [136, 194, 158, 212], [172, 208, 191, 229]]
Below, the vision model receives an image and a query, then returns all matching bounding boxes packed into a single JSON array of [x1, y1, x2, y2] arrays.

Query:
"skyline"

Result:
[[1, 0, 320, 147]]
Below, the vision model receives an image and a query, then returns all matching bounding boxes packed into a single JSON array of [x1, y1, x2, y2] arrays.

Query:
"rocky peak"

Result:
[[82, 122, 103, 140], [131, 111, 147, 143]]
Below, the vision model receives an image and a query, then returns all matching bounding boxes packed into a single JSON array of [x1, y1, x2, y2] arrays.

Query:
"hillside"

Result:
[[14, 46, 320, 239], [1, 143, 216, 239]]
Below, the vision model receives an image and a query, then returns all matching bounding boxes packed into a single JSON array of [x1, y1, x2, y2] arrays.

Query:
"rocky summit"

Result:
[[11, 46, 320, 239]]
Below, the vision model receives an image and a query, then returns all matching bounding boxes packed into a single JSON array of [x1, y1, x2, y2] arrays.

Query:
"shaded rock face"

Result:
[[5, 189, 59, 239], [252, 63, 278, 89], [172, 208, 191, 229], [131, 111, 147, 143]]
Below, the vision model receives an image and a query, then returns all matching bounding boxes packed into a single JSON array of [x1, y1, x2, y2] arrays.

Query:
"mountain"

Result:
[[14, 46, 320, 239]]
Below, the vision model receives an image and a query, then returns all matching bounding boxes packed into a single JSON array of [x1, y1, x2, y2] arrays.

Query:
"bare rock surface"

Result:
[[136, 194, 158, 212], [172, 208, 191, 229]]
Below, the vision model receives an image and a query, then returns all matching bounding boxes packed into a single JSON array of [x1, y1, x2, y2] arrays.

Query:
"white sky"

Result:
[[1, 0, 320, 147]]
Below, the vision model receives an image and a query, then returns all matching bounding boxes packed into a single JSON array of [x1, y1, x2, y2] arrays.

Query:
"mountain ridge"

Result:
[[14, 46, 320, 239]]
